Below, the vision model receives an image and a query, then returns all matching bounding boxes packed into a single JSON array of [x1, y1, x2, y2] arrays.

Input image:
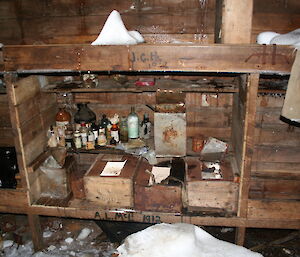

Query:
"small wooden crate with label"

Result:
[[185, 157, 239, 213], [83, 154, 138, 208]]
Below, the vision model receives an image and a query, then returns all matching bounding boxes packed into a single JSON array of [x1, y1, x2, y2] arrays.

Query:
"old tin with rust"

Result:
[[154, 113, 186, 157]]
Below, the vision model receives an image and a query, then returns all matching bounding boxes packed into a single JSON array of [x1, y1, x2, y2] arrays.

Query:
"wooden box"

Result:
[[185, 157, 238, 213], [134, 158, 182, 213], [83, 154, 138, 208], [28, 150, 74, 206]]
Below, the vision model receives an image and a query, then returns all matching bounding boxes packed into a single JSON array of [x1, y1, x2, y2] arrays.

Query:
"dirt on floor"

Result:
[[0, 214, 299, 257]]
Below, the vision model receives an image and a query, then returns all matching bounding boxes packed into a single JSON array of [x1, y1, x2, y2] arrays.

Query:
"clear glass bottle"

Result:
[[127, 106, 139, 139], [119, 117, 128, 142]]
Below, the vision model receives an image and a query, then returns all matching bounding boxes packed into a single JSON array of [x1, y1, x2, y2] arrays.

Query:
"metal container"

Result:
[[154, 113, 186, 157]]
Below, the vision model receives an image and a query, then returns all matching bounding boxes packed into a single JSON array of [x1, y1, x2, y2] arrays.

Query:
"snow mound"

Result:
[[257, 28, 300, 49], [117, 223, 263, 257], [92, 10, 144, 45]]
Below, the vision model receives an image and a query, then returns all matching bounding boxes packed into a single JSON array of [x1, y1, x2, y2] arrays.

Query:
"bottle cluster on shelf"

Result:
[[48, 103, 151, 150]]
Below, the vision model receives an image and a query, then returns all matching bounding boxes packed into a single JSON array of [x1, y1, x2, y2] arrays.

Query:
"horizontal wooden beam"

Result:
[[23, 199, 300, 229], [3, 44, 295, 74]]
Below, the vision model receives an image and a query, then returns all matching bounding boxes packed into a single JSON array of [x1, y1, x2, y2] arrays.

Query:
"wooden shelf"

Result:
[[3, 44, 295, 74], [43, 78, 238, 94]]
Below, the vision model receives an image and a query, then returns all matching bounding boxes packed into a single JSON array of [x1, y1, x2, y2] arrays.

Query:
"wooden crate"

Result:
[[28, 150, 75, 206], [83, 154, 138, 208], [185, 157, 238, 213], [134, 158, 182, 213]]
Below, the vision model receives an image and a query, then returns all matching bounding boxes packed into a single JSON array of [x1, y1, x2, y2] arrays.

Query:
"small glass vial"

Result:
[[87, 130, 95, 149], [74, 130, 82, 149], [80, 123, 88, 147]]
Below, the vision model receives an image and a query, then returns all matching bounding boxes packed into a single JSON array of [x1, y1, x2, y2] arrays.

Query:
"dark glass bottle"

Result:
[[119, 117, 128, 142], [74, 103, 96, 125], [140, 113, 151, 139], [100, 114, 110, 130]]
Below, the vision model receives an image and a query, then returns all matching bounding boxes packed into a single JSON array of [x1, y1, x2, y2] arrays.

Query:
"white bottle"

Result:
[[127, 106, 139, 139]]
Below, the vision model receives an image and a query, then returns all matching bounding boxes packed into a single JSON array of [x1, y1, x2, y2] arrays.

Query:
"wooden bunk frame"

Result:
[[1, 44, 299, 251]]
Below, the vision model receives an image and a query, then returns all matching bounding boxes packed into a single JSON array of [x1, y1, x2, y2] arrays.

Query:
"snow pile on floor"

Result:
[[257, 28, 300, 49], [117, 223, 263, 257], [92, 10, 144, 45], [1, 226, 116, 257]]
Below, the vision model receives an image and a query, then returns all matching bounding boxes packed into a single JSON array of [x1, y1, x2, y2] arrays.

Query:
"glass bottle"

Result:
[[140, 113, 151, 139], [74, 130, 82, 149], [56, 108, 71, 147], [106, 123, 112, 142], [119, 117, 128, 142], [87, 130, 95, 149], [110, 123, 119, 143], [97, 132, 107, 146], [79, 123, 88, 147], [74, 103, 96, 126], [91, 122, 99, 143], [65, 125, 74, 149], [100, 114, 110, 130], [127, 106, 139, 139], [56, 107, 71, 126]]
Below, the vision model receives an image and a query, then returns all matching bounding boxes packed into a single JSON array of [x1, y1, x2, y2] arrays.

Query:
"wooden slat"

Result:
[[221, 0, 253, 44], [3, 44, 295, 73], [248, 199, 300, 220], [10, 76, 40, 106], [0, 127, 14, 147], [237, 73, 259, 219], [0, 189, 28, 209], [252, 145, 300, 163]]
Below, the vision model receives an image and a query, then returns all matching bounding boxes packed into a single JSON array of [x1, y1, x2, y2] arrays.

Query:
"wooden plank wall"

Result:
[[0, 0, 216, 45], [72, 90, 234, 144], [250, 94, 300, 201], [252, 0, 300, 42], [6, 75, 57, 191], [0, 0, 299, 45]]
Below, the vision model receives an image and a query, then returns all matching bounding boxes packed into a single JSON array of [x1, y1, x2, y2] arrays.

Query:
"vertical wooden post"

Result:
[[27, 214, 44, 251], [5, 72, 28, 190], [220, 0, 254, 43], [236, 73, 259, 245]]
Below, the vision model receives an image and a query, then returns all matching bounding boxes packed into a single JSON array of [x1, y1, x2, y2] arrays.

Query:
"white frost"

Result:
[[92, 10, 142, 45], [77, 228, 92, 240], [65, 237, 74, 244], [2, 240, 14, 249], [117, 223, 263, 257]]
